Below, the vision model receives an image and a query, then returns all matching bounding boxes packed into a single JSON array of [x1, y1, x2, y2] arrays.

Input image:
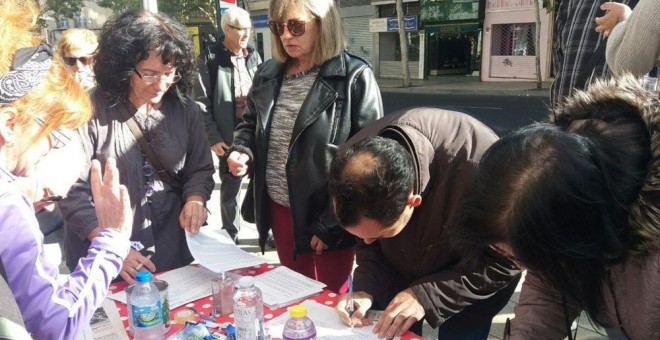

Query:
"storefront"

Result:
[[420, 0, 484, 77], [481, 0, 552, 81]]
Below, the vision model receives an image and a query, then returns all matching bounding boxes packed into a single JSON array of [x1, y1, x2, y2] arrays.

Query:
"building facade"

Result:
[[481, 0, 552, 81]]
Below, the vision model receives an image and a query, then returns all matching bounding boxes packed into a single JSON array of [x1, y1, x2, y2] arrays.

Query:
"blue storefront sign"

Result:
[[252, 15, 269, 28], [386, 15, 418, 32]]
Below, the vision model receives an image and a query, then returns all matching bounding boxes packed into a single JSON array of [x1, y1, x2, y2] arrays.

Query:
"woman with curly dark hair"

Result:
[[60, 9, 215, 283]]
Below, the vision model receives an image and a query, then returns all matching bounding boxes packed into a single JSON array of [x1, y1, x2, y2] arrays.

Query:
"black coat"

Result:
[[194, 41, 262, 146], [232, 52, 383, 254]]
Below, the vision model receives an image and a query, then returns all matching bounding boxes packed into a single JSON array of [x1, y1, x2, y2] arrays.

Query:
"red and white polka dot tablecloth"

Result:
[[109, 263, 423, 339]]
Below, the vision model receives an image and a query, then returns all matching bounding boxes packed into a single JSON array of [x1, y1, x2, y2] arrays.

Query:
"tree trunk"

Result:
[[534, 0, 542, 90], [395, 0, 412, 87]]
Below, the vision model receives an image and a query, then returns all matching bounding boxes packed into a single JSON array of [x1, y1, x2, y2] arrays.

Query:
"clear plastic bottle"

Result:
[[282, 304, 317, 340], [233, 276, 264, 340], [130, 271, 165, 340]]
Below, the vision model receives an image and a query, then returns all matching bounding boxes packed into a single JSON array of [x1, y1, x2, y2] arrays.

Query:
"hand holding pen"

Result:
[[348, 274, 355, 329], [335, 275, 374, 328]]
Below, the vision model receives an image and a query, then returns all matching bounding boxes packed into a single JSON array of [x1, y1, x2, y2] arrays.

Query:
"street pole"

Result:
[[142, 0, 158, 13]]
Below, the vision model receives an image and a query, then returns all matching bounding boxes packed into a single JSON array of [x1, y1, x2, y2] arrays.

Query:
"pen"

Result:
[[503, 317, 511, 340], [347, 273, 354, 329], [134, 254, 153, 271]]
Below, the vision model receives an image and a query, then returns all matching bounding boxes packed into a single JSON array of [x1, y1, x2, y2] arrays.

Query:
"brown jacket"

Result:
[[511, 252, 660, 339], [341, 108, 523, 328]]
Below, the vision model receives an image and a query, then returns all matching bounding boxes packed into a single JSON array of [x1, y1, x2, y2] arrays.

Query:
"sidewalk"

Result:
[[376, 74, 552, 98]]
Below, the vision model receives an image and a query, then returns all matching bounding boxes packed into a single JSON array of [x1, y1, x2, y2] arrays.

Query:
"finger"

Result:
[[90, 159, 103, 201], [120, 270, 136, 284], [384, 315, 405, 339], [139, 257, 157, 272], [104, 158, 120, 198], [399, 317, 417, 336]]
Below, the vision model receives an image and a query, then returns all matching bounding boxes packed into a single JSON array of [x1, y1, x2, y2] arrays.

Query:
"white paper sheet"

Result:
[[81, 298, 130, 340], [253, 266, 326, 309], [106, 265, 218, 309], [266, 300, 399, 340], [186, 229, 265, 273]]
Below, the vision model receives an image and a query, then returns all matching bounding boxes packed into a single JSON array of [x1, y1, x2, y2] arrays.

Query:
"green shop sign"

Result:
[[420, 0, 480, 22]]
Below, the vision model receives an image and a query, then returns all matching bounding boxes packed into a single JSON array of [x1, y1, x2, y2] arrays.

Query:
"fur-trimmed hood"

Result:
[[550, 75, 660, 254]]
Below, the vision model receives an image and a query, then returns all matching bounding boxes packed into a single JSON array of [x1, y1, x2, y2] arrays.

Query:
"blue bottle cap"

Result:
[[135, 270, 152, 282]]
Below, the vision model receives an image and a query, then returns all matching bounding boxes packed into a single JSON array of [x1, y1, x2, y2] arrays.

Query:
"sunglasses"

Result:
[[268, 19, 315, 37], [62, 56, 93, 66]]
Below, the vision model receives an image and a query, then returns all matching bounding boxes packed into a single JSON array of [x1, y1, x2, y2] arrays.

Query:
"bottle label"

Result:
[[131, 301, 163, 328], [234, 306, 257, 338]]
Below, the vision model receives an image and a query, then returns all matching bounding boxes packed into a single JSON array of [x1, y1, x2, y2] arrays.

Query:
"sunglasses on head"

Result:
[[62, 56, 93, 66], [268, 19, 315, 37]]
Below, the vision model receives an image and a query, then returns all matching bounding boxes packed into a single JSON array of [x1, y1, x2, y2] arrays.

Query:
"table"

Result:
[[109, 263, 423, 339]]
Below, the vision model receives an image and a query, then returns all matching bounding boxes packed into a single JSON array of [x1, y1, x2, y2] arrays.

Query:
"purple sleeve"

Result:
[[0, 189, 129, 340]]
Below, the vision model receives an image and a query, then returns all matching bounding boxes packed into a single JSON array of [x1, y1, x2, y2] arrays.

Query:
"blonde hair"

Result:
[[269, 0, 346, 65], [57, 28, 98, 57], [0, 0, 91, 147]]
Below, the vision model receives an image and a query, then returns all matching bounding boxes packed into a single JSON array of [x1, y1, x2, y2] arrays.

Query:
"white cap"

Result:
[[238, 276, 255, 288]]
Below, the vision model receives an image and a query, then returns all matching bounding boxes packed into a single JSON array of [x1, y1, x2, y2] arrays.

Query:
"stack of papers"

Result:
[[186, 229, 266, 273], [106, 265, 218, 309], [253, 266, 326, 309]]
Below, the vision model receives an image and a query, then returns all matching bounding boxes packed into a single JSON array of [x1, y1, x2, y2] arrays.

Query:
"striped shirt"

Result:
[[551, 0, 638, 106]]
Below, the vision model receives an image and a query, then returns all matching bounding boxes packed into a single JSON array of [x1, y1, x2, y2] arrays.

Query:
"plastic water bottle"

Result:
[[130, 271, 165, 340], [233, 276, 264, 340], [282, 304, 316, 340]]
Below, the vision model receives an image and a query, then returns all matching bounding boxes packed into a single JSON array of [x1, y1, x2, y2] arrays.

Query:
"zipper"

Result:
[[329, 99, 343, 143]]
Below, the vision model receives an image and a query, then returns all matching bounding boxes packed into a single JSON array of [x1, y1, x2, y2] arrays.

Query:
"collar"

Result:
[[258, 52, 348, 81]]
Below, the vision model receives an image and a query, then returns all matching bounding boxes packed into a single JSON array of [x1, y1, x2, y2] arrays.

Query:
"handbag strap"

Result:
[[118, 103, 177, 189]]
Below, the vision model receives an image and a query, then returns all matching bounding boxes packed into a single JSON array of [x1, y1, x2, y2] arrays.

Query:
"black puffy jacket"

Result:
[[232, 51, 383, 255]]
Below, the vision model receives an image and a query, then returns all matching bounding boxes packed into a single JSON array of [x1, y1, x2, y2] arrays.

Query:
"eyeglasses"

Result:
[[268, 19, 315, 37], [35, 117, 71, 149], [62, 56, 93, 66], [133, 68, 182, 85], [228, 25, 252, 34]]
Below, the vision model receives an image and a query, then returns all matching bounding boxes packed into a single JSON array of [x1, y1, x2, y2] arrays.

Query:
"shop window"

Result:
[[491, 23, 536, 56], [379, 32, 420, 62]]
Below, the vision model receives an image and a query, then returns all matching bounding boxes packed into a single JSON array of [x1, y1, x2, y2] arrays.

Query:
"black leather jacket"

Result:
[[232, 51, 383, 254]]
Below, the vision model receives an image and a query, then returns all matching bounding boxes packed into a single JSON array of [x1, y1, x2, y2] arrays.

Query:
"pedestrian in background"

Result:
[[60, 9, 215, 283], [194, 7, 262, 244], [226, 0, 383, 293], [57, 28, 98, 90], [0, 0, 131, 337], [550, 0, 637, 106], [330, 108, 521, 339], [453, 76, 660, 338]]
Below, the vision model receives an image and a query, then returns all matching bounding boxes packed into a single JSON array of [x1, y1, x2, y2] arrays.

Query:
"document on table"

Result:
[[266, 300, 400, 340], [81, 299, 129, 340], [186, 228, 265, 273], [253, 266, 326, 309], [106, 265, 218, 309]]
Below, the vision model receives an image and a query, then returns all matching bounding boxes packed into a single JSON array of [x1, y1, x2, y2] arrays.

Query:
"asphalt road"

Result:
[[382, 93, 551, 137]]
